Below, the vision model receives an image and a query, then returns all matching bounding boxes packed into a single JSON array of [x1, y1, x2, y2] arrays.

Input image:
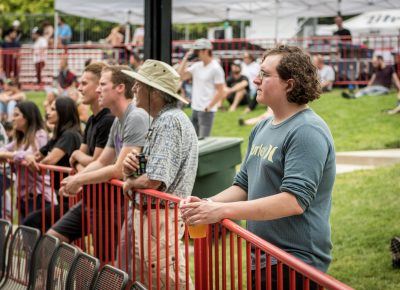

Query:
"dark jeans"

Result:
[[35, 61, 45, 84], [252, 265, 318, 290]]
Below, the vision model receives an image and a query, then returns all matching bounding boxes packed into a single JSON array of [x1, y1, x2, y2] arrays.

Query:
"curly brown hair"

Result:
[[264, 45, 321, 105]]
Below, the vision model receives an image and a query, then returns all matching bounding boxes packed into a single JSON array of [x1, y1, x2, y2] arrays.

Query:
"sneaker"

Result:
[[390, 236, 400, 268], [388, 106, 400, 115], [341, 91, 355, 99]]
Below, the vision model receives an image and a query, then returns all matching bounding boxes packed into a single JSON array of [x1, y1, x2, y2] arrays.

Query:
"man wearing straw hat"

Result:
[[122, 59, 198, 289]]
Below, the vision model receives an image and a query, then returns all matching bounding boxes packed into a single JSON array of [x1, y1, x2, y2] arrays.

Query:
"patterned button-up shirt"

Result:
[[144, 104, 198, 199]]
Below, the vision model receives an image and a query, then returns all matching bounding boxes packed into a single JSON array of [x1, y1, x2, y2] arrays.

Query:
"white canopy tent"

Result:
[[55, 0, 400, 39], [318, 9, 400, 36]]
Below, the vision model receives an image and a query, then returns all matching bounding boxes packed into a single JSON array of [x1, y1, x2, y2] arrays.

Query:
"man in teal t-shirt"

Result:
[[181, 45, 336, 290]]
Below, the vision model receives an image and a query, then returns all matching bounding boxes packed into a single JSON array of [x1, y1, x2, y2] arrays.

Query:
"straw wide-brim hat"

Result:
[[122, 59, 188, 104]]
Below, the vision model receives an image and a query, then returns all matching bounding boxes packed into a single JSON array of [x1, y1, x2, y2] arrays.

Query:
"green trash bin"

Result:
[[192, 137, 243, 198]]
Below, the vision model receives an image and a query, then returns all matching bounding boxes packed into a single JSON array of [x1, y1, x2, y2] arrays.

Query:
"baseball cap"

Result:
[[191, 38, 213, 50]]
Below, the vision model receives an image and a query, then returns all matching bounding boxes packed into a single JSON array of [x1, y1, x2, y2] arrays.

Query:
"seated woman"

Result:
[[0, 78, 26, 122], [24, 97, 82, 231], [0, 101, 52, 220]]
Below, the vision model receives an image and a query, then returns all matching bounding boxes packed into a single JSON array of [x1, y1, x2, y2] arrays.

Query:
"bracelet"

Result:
[[202, 198, 213, 203]]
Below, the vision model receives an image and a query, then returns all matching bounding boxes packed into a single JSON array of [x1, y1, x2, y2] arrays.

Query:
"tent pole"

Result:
[[144, 0, 172, 63], [54, 11, 59, 79], [274, 0, 280, 43]]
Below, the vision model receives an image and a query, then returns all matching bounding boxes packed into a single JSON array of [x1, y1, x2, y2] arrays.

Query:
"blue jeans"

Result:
[[0, 100, 17, 122]]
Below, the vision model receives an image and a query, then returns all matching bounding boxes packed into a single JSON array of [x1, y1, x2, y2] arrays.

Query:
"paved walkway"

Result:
[[336, 148, 400, 174]]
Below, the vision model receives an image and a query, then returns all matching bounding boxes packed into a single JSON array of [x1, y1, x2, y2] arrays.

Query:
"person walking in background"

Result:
[[342, 55, 400, 99], [32, 27, 48, 85], [181, 45, 336, 290], [122, 60, 198, 289], [178, 38, 225, 139]]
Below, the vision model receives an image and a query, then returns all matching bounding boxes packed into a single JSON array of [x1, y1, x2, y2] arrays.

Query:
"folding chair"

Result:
[[65, 251, 100, 290], [46, 242, 79, 290], [92, 264, 129, 290], [130, 281, 147, 290], [0, 219, 12, 283], [28, 234, 60, 290], [0, 225, 41, 289]]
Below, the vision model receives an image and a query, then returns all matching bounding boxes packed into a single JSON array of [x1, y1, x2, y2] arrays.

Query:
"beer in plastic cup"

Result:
[[182, 196, 208, 239], [188, 224, 208, 239]]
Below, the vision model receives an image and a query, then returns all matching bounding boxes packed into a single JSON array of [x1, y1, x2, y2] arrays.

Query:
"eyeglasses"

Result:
[[257, 70, 279, 80], [258, 70, 267, 80]]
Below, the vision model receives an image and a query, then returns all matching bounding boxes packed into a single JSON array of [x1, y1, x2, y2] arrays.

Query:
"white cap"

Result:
[[12, 20, 20, 27], [191, 38, 213, 50]]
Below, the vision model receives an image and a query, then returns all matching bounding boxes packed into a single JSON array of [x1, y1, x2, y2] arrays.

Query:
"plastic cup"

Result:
[[187, 224, 208, 239]]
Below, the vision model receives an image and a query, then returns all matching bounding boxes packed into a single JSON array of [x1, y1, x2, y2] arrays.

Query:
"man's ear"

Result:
[[286, 79, 294, 93], [115, 83, 125, 94]]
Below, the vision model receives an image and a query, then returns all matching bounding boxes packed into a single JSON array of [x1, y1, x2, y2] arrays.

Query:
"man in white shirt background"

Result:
[[178, 38, 225, 139]]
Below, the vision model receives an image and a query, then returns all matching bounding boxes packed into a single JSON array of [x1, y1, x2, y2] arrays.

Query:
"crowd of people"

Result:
[[0, 15, 399, 289], [0, 40, 341, 288]]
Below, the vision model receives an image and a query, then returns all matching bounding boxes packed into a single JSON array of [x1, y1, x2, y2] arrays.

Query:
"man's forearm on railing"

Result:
[[206, 185, 248, 203]]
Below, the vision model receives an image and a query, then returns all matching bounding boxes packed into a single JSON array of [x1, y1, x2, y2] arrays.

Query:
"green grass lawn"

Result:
[[329, 164, 400, 290], [209, 90, 400, 157], [26, 89, 400, 289]]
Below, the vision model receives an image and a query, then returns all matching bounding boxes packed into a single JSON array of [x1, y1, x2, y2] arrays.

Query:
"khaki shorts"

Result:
[[120, 203, 194, 290]]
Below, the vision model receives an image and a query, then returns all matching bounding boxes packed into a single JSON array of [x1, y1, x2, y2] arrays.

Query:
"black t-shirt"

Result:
[[226, 74, 250, 103], [374, 65, 395, 89], [83, 108, 115, 156], [227, 75, 249, 92], [334, 29, 352, 41], [40, 129, 82, 189]]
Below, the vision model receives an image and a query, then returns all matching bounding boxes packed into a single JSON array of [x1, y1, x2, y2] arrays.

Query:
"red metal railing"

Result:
[[0, 161, 353, 289], [1, 34, 399, 89]]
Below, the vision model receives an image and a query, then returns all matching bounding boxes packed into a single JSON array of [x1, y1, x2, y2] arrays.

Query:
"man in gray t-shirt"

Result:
[[181, 45, 335, 290], [60, 65, 150, 199]]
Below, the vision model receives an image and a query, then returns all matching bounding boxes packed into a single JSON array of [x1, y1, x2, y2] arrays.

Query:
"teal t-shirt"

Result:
[[234, 108, 336, 272]]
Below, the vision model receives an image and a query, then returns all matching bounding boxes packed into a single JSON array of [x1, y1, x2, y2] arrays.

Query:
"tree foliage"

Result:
[[0, 0, 54, 14]]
